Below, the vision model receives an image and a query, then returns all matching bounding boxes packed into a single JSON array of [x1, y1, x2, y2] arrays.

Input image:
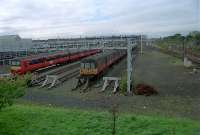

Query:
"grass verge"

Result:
[[0, 104, 199, 135]]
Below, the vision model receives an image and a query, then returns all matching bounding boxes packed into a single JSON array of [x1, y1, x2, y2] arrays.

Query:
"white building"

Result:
[[0, 35, 32, 52]]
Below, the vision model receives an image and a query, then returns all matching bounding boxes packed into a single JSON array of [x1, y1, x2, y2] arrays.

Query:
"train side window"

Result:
[[11, 60, 20, 66]]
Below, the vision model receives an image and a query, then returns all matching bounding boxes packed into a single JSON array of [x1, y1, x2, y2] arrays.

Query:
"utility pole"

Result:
[[182, 36, 188, 66], [183, 37, 186, 60], [140, 35, 143, 54]]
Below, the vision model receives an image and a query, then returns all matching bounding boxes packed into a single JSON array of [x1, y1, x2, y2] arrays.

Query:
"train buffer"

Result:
[[41, 68, 79, 89], [101, 77, 121, 93], [41, 75, 60, 89]]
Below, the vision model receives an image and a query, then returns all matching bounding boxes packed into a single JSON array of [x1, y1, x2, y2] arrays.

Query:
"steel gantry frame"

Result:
[[101, 40, 136, 93]]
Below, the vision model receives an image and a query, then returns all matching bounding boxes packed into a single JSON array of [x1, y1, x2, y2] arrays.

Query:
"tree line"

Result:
[[155, 31, 200, 53]]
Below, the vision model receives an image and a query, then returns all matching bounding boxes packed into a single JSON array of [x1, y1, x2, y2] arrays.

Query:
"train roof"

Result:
[[22, 50, 80, 61], [11, 49, 94, 62], [81, 50, 120, 62], [24, 52, 58, 60]]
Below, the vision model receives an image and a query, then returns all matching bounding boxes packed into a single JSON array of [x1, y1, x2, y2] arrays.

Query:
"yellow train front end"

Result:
[[10, 59, 23, 75], [80, 61, 98, 76], [80, 68, 98, 76], [10, 66, 21, 75]]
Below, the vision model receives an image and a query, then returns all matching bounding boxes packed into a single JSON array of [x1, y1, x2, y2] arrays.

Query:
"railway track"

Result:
[[34, 64, 58, 74], [154, 47, 200, 65], [31, 62, 80, 86], [41, 68, 79, 89], [186, 54, 200, 65]]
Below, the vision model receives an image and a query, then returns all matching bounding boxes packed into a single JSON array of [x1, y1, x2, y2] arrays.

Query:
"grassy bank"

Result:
[[0, 104, 199, 135]]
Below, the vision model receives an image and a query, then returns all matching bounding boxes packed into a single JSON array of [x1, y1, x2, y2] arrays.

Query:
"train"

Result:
[[80, 50, 127, 77], [72, 46, 138, 91], [10, 49, 101, 75], [72, 50, 127, 91]]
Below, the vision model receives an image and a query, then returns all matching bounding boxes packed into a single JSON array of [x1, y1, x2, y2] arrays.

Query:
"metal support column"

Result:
[[127, 40, 133, 93]]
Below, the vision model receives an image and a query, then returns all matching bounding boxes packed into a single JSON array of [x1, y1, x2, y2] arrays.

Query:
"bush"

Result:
[[119, 77, 127, 94], [23, 73, 32, 86], [119, 74, 135, 94], [0, 75, 28, 110]]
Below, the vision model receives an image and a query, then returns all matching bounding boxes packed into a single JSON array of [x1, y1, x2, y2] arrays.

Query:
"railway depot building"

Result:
[[0, 35, 33, 65], [0, 35, 32, 52], [32, 35, 140, 51]]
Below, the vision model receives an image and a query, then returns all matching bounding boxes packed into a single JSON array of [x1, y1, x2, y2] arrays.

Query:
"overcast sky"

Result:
[[0, 0, 199, 39]]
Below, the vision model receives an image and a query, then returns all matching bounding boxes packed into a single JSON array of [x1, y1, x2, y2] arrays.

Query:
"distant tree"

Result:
[[173, 33, 182, 39], [0, 75, 28, 110], [186, 31, 200, 46], [192, 31, 200, 45], [186, 34, 193, 41], [155, 31, 200, 51]]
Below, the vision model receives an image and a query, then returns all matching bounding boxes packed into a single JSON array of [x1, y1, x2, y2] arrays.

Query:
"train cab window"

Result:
[[29, 58, 44, 65], [81, 63, 85, 68], [91, 63, 95, 69], [85, 63, 90, 68]]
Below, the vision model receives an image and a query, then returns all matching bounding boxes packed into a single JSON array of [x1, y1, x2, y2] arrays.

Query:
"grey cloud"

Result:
[[0, 0, 199, 38]]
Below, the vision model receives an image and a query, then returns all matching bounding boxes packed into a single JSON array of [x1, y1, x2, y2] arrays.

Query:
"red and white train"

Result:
[[11, 49, 101, 75]]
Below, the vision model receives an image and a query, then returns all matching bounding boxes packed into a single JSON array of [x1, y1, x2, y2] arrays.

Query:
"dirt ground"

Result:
[[21, 47, 200, 121]]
